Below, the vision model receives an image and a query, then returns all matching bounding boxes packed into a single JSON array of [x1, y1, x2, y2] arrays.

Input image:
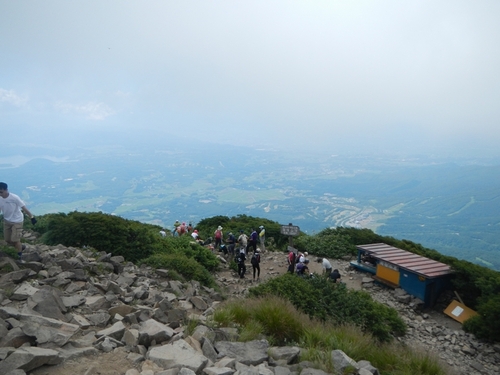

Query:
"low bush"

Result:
[[142, 253, 216, 288], [154, 235, 219, 272], [294, 227, 357, 259], [249, 274, 406, 342], [212, 295, 308, 345], [212, 296, 446, 375], [39, 211, 162, 262]]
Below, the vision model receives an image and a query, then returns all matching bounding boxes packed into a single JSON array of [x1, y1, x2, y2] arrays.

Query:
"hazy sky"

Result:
[[1, 1, 500, 157]]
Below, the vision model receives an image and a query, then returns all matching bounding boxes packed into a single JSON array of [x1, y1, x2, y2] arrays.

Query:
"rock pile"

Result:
[[0, 243, 378, 375], [0, 241, 499, 375]]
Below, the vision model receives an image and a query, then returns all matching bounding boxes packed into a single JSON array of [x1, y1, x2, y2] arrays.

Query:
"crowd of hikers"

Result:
[[161, 221, 341, 283]]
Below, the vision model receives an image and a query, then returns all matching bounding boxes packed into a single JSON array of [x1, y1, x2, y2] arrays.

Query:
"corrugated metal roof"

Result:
[[356, 243, 452, 278]]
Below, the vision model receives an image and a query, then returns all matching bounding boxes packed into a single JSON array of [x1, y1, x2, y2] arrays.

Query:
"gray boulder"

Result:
[[0, 347, 62, 374], [331, 349, 359, 374], [214, 340, 269, 366], [147, 339, 209, 374], [29, 287, 67, 320], [268, 346, 300, 364], [138, 318, 175, 347], [18, 314, 79, 346]]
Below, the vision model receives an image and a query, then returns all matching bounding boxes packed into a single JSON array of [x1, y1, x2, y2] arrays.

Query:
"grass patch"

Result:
[[213, 295, 448, 375]]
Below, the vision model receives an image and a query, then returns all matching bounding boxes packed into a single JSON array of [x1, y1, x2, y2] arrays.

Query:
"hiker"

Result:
[[176, 222, 187, 236], [287, 249, 296, 273], [226, 232, 236, 256], [330, 269, 341, 283], [296, 259, 310, 277], [187, 223, 193, 233], [172, 220, 180, 235], [238, 230, 248, 254], [248, 228, 258, 253], [251, 248, 261, 281], [297, 251, 308, 263], [258, 225, 266, 252], [0, 182, 36, 260], [236, 248, 247, 279], [191, 229, 204, 244], [159, 229, 167, 237], [317, 257, 333, 277], [214, 225, 223, 251]]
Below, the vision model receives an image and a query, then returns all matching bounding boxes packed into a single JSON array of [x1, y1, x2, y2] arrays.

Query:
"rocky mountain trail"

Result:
[[0, 237, 499, 375]]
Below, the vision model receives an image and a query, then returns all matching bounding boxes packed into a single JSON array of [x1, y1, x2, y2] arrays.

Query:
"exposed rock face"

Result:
[[0, 241, 498, 375]]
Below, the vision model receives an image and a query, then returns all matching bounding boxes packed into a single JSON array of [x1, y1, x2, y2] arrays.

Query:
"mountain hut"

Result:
[[350, 243, 453, 307]]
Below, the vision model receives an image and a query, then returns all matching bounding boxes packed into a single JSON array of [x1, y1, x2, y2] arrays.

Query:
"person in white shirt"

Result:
[[317, 257, 333, 277], [0, 182, 36, 259]]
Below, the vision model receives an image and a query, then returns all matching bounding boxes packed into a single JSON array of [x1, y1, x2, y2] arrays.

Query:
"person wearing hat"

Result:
[[191, 229, 199, 240], [226, 231, 236, 256], [258, 225, 266, 252], [213, 225, 223, 252], [251, 248, 261, 281], [238, 229, 248, 254], [298, 251, 308, 263], [172, 220, 180, 236], [236, 247, 247, 279]]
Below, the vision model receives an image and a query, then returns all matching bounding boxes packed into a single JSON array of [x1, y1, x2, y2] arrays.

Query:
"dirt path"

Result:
[[213, 250, 364, 296]]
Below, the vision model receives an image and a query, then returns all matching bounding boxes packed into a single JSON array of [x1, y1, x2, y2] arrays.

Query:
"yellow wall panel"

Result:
[[376, 265, 400, 286]]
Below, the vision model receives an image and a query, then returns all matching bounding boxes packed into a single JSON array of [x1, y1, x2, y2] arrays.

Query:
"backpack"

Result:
[[215, 230, 222, 239], [235, 250, 245, 263], [251, 253, 260, 265]]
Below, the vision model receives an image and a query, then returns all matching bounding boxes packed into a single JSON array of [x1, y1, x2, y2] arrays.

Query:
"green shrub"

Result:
[[0, 244, 19, 260], [249, 274, 406, 342], [155, 235, 219, 271], [463, 294, 500, 342], [142, 253, 216, 288], [213, 296, 446, 375], [195, 214, 290, 249], [294, 227, 357, 259], [39, 211, 162, 262]]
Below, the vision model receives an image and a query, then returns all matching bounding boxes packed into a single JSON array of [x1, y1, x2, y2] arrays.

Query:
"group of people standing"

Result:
[[287, 249, 310, 276], [220, 225, 265, 281], [169, 222, 266, 282], [286, 248, 342, 282]]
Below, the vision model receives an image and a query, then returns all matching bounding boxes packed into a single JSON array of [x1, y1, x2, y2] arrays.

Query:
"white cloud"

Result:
[[0, 88, 28, 107], [55, 101, 114, 120]]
